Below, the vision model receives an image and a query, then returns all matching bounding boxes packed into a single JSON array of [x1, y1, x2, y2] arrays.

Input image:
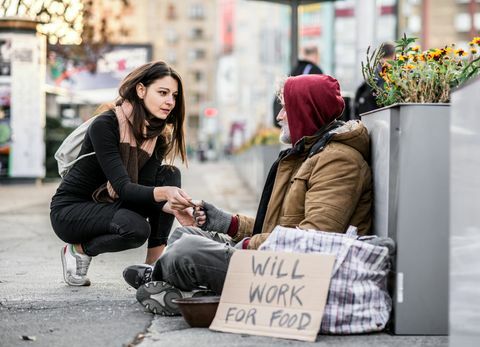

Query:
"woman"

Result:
[[50, 61, 194, 287]]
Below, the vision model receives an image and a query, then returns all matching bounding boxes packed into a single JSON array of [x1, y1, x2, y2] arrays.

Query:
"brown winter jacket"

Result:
[[233, 120, 372, 249]]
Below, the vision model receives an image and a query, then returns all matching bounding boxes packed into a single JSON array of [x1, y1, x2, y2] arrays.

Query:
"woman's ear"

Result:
[[136, 83, 146, 99]]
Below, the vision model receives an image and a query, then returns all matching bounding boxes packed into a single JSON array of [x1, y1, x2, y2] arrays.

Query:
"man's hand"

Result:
[[163, 202, 195, 226], [193, 201, 232, 233]]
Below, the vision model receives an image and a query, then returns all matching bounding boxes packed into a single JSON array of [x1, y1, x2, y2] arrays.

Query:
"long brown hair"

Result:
[[110, 61, 187, 163]]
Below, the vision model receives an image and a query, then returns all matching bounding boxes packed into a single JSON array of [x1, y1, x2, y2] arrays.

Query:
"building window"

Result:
[[454, 13, 470, 32], [189, 4, 205, 19], [166, 28, 178, 44], [167, 51, 177, 65], [188, 114, 200, 129], [188, 48, 206, 60], [407, 15, 421, 33], [191, 92, 203, 104], [190, 27, 204, 40], [192, 70, 204, 82], [167, 4, 177, 20]]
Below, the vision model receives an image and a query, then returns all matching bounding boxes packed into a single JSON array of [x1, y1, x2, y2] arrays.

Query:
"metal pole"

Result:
[[291, 0, 299, 70], [469, 0, 476, 39], [354, 0, 376, 88], [421, 0, 430, 48]]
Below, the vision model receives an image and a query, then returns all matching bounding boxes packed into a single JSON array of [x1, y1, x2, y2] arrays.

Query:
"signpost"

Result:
[[0, 19, 45, 179]]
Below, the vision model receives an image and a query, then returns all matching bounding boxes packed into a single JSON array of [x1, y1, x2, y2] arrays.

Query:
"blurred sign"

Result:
[[0, 38, 12, 77], [210, 250, 335, 342], [0, 29, 46, 178], [204, 107, 218, 118], [46, 44, 152, 92]]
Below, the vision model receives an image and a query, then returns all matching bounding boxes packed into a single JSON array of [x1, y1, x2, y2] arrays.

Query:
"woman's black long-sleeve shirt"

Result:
[[53, 111, 163, 205]]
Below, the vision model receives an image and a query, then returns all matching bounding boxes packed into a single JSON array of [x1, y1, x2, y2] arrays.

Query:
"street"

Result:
[[0, 160, 447, 347]]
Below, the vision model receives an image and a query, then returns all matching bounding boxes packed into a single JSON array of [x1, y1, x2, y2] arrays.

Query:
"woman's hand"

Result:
[[163, 202, 195, 226], [174, 208, 195, 227], [154, 186, 192, 210]]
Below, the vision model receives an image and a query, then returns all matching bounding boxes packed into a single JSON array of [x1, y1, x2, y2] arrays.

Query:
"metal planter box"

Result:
[[362, 103, 450, 335]]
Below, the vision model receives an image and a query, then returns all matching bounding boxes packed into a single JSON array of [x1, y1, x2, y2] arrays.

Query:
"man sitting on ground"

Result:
[[123, 74, 373, 315]]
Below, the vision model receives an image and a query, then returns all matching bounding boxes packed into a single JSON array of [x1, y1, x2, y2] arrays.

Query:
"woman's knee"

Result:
[[156, 165, 181, 187], [111, 209, 151, 248]]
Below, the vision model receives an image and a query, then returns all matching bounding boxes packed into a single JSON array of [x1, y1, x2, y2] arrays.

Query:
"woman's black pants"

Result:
[[50, 165, 180, 257]]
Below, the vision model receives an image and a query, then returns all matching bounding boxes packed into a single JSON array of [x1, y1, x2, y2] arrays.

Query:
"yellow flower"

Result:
[[472, 37, 480, 45], [404, 64, 415, 70], [411, 45, 420, 52], [397, 54, 405, 61], [454, 48, 467, 57], [444, 46, 453, 54], [426, 49, 443, 61]]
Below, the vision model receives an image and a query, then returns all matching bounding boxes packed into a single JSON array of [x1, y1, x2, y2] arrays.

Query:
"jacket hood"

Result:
[[284, 74, 345, 145], [330, 120, 370, 161]]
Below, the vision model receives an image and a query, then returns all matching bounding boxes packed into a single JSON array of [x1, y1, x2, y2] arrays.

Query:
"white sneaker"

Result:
[[60, 244, 92, 286]]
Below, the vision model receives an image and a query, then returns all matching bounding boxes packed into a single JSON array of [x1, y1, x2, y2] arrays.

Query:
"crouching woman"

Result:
[[50, 61, 193, 286]]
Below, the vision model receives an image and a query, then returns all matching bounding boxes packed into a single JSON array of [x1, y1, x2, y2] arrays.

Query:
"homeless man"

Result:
[[123, 74, 373, 315]]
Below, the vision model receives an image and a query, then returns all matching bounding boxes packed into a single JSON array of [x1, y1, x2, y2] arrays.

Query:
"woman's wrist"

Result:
[[162, 201, 173, 214], [153, 187, 166, 202]]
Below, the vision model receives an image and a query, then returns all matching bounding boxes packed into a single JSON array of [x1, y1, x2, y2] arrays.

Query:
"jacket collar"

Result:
[[290, 120, 345, 156]]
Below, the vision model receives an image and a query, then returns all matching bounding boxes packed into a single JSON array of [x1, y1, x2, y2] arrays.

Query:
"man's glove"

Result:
[[196, 201, 232, 233]]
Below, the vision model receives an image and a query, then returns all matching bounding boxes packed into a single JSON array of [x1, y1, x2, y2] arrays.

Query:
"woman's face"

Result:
[[137, 76, 179, 120]]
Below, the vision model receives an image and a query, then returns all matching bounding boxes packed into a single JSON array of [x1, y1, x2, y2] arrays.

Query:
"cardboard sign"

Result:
[[209, 250, 335, 342]]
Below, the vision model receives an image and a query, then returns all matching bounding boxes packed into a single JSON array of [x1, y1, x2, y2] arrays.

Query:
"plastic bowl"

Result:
[[172, 296, 220, 328]]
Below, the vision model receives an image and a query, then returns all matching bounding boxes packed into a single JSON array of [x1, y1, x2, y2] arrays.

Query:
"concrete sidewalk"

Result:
[[0, 160, 448, 347]]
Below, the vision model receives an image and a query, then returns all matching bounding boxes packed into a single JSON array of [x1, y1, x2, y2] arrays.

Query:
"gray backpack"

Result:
[[54, 116, 97, 178]]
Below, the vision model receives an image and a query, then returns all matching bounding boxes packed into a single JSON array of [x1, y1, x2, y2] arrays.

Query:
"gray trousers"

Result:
[[152, 226, 236, 294]]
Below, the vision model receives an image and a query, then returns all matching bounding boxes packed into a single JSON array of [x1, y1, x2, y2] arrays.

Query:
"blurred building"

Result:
[[216, 0, 290, 154], [398, 0, 480, 49], [334, 0, 398, 93], [43, 0, 480, 159], [91, 0, 217, 147]]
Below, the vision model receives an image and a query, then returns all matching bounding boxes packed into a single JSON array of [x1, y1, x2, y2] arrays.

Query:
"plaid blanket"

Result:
[[258, 226, 394, 334]]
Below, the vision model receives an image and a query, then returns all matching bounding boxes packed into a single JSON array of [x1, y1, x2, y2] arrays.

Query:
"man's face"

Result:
[[276, 96, 291, 144]]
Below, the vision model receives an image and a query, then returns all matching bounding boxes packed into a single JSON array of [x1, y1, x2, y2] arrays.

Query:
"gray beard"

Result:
[[279, 127, 291, 144]]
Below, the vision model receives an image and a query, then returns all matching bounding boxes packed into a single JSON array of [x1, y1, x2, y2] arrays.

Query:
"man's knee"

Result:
[[161, 235, 211, 275], [158, 234, 233, 293], [166, 234, 203, 259], [163, 234, 231, 271], [167, 226, 205, 245]]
